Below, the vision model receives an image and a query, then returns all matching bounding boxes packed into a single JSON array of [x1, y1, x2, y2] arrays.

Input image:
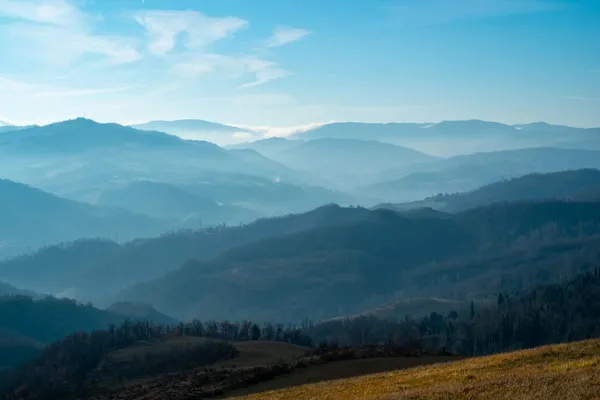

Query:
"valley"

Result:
[[1, 116, 600, 398]]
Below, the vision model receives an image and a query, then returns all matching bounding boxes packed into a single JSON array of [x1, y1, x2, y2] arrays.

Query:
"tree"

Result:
[[251, 324, 261, 341]]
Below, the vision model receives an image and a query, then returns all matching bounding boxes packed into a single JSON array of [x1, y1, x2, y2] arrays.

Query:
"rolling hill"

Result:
[[0, 282, 35, 297], [0, 205, 372, 303], [0, 296, 180, 370], [96, 180, 260, 225], [105, 302, 178, 325], [364, 148, 600, 201], [376, 169, 600, 213], [232, 339, 600, 400], [231, 138, 436, 187], [0, 119, 350, 216], [0, 118, 196, 153], [0, 179, 169, 260], [226, 137, 303, 159], [118, 201, 600, 322]]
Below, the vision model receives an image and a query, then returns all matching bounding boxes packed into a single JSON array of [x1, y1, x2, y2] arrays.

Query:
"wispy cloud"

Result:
[[0, 0, 88, 29], [237, 121, 332, 138], [174, 54, 291, 88], [266, 26, 312, 48], [0, 0, 140, 67], [388, 0, 564, 24], [4, 23, 141, 67], [134, 10, 248, 55]]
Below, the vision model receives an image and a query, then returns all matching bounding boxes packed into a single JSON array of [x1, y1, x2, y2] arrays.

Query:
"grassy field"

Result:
[[109, 336, 216, 363], [217, 340, 309, 368], [109, 337, 308, 366], [230, 340, 600, 400], [227, 355, 458, 398]]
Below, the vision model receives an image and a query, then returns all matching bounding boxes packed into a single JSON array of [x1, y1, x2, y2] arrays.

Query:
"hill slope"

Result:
[[117, 210, 476, 321], [96, 180, 260, 225], [120, 201, 600, 322], [377, 169, 600, 213], [233, 339, 600, 400], [0, 179, 168, 260], [0, 119, 352, 220], [233, 138, 436, 187], [0, 205, 372, 303], [365, 148, 600, 201]]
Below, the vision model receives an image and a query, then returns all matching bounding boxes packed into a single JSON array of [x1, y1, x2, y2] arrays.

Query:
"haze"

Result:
[[2, 1, 600, 399]]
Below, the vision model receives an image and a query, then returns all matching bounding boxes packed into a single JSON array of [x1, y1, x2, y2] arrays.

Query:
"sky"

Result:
[[0, 0, 599, 130]]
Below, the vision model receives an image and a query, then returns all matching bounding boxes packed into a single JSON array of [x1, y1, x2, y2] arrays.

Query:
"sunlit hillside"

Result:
[[232, 339, 600, 400]]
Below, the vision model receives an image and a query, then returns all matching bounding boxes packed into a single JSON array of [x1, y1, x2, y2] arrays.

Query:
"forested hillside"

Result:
[[378, 169, 600, 213], [308, 268, 600, 356], [119, 201, 600, 322], [0, 205, 372, 302], [0, 179, 169, 260]]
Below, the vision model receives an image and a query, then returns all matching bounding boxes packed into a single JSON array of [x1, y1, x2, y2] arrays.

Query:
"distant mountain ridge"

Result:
[[0, 118, 203, 154], [300, 120, 599, 140], [131, 119, 256, 145], [229, 137, 437, 188], [364, 147, 600, 201], [297, 120, 600, 156], [96, 180, 261, 226], [0, 118, 347, 215], [132, 119, 250, 134], [375, 169, 600, 213]]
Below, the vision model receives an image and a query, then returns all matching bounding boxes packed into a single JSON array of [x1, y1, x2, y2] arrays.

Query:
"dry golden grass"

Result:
[[230, 340, 600, 400]]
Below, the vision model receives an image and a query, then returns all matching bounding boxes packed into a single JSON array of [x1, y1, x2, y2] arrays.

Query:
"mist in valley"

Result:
[[1, 0, 600, 399]]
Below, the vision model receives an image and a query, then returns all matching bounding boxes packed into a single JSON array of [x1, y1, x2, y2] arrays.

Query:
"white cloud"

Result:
[[236, 121, 333, 138], [4, 23, 141, 67], [0, 0, 140, 67], [0, 0, 88, 29], [266, 26, 311, 48], [174, 54, 291, 88], [134, 10, 248, 55]]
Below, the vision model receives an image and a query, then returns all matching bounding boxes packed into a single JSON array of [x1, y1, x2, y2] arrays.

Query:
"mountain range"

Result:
[[131, 119, 257, 145], [3, 193, 599, 325], [0, 119, 348, 216], [295, 120, 600, 156], [376, 169, 600, 213], [118, 200, 600, 322], [0, 204, 371, 303], [230, 138, 437, 188], [364, 147, 600, 201]]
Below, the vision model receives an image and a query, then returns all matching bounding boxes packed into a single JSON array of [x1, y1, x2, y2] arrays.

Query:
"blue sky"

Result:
[[0, 0, 599, 131]]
